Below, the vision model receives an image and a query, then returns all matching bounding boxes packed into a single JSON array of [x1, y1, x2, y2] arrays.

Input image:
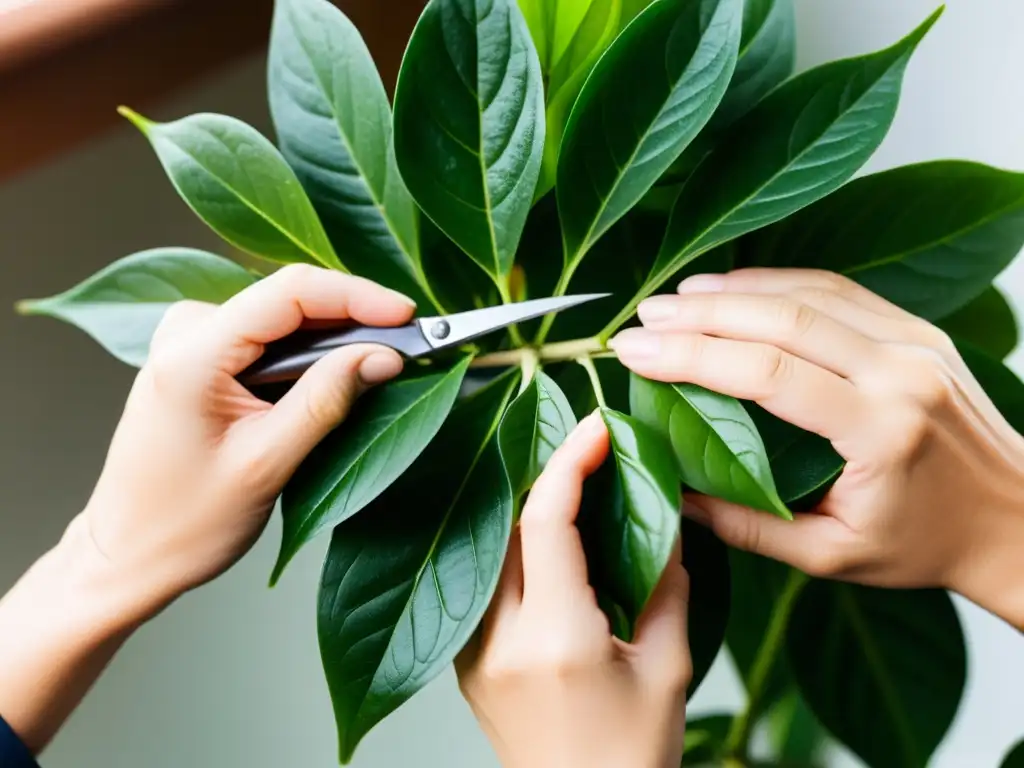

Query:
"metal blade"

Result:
[[416, 293, 612, 351]]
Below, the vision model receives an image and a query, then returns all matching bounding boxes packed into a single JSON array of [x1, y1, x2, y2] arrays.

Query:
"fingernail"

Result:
[[391, 290, 418, 309], [682, 501, 711, 526], [637, 296, 680, 325], [677, 274, 725, 294], [358, 351, 404, 386], [566, 411, 603, 444], [608, 329, 661, 360]]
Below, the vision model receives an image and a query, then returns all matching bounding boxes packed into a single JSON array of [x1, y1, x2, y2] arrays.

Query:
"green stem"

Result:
[[471, 337, 605, 368], [497, 274, 528, 347], [519, 348, 540, 393], [576, 354, 606, 408], [533, 248, 585, 345], [724, 569, 810, 760]]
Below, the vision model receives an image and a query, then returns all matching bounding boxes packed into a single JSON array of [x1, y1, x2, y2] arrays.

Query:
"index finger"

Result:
[[519, 412, 609, 616], [203, 265, 417, 373]]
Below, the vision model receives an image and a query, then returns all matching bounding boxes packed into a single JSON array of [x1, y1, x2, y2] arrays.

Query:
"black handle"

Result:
[[237, 323, 428, 388]]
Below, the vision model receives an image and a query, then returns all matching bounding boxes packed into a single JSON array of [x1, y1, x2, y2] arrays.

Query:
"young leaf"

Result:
[[787, 582, 966, 768], [273, 358, 472, 584], [16, 248, 256, 367], [578, 408, 681, 628], [393, 0, 545, 282], [1002, 740, 1024, 768], [938, 286, 1018, 360], [317, 370, 518, 762], [498, 370, 578, 500], [630, 375, 792, 519], [647, 9, 942, 297], [557, 0, 743, 264], [119, 109, 341, 269], [268, 0, 425, 298], [519, 0, 596, 74], [743, 161, 1024, 320], [683, 517, 730, 698]]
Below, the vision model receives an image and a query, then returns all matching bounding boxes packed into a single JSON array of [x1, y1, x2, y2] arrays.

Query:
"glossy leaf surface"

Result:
[[631, 376, 791, 518], [318, 371, 517, 762], [17, 248, 255, 367], [268, 0, 423, 296], [557, 0, 743, 262], [498, 370, 578, 500], [120, 108, 340, 269], [788, 582, 966, 768], [394, 0, 545, 280], [274, 358, 471, 583], [938, 286, 1018, 360], [683, 517, 730, 698], [744, 161, 1024, 320], [651, 10, 941, 291]]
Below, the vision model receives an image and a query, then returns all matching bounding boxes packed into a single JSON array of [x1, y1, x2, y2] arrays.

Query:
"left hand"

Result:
[[456, 413, 691, 768]]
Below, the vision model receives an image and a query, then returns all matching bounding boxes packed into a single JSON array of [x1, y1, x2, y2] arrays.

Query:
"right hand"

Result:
[[611, 268, 1024, 629]]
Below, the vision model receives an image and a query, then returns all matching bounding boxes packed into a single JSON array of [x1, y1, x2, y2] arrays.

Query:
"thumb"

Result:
[[631, 536, 690, 688], [258, 343, 403, 472]]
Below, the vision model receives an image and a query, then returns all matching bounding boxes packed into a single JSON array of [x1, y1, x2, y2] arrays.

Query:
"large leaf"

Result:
[[268, 0, 425, 299], [939, 286, 1018, 360], [683, 517, 730, 698], [119, 109, 340, 269], [498, 370, 578, 500], [393, 0, 545, 282], [578, 408, 681, 629], [17, 248, 256, 367], [648, 10, 941, 296], [630, 376, 792, 519], [1002, 740, 1024, 768], [318, 370, 518, 762], [787, 582, 966, 768], [958, 341, 1024, 435], [273, 358, 471, 584], [557, 0, 743, 265], [743, 161, 1024, 320]]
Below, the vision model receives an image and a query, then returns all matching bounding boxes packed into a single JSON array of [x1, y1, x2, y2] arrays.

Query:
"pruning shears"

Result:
[[238, 293, 611, 387]]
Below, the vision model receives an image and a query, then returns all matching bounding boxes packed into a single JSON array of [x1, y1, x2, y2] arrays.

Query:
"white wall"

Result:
[[0, 1, 1021, 766]]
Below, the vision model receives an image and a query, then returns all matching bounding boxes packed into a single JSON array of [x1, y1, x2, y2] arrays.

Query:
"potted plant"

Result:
[[17, 0, 1024, 765]]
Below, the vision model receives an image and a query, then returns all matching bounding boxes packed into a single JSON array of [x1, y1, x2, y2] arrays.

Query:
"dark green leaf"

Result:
[[788, 582, 966, 768], [683, 517, 730, 698], [393, 0, 545, 281], [318, 370, 518, 762], [579, 408, 681, 628], [1001, 740, 1024, 768], [274, 358, 471, 584], [939, 286, 1018, 360], [498, 370, 578, 500], [557, 0, 743, 264], [958, 341, 1024, 435], [630, 376, 791, 518], [268, 0, 427, 299], [682, 713, 733, 764], [649, 9, 941, 294], [743, 161, 1024, 320], [119, 108, 340, 269], [768, 689, 828, 767], [17, 248, 256, 367]]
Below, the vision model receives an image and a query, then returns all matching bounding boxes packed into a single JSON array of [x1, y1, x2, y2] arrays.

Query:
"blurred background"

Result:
[[0, 0, 1021, 766]]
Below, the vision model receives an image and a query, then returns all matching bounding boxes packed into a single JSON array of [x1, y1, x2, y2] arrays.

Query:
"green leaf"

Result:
[[630, 375, 792, 519], [557, 0, 743, 264], [119, 108, 340, 269], [1002, 740, 1024, 768], [578, 408, 681, 628], [682, 713, 733, 764], [273, 358, 471, 584], [519, 0, 593, 73], [958, 341, 1024, 435], [683, 517, 730, 698], [768, 689, 828, 767], [787, 582, 966, 768], [318, 370, 518, 763], [393, 0, 545, 281], [498, 370, 578, 500], [939, 286, 1019, 360], [17, 248, 256, 367], [650, 9, 942, 293], [743, 161, 1024, 321], [268, 0, 425, 298]]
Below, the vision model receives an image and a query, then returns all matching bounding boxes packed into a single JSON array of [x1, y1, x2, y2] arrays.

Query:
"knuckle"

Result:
[[273, 262, 321, 290], [753, 347, 792, 396], [770, 297, 818, 339], [903, 349, 955, 413], [803, 543, 848, 578]]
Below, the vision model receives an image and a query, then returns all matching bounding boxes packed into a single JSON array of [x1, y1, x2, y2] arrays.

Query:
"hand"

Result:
[[456, 413, 690, 768], [611, 268, 1024, 628]]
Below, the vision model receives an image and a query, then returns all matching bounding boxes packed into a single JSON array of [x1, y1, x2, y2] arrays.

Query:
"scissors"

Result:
[[238, 293, 610, 387]]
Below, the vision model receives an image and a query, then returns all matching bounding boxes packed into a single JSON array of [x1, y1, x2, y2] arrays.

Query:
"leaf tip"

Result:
[[117, 105, 153, 134], [14, 299, 39, 316]]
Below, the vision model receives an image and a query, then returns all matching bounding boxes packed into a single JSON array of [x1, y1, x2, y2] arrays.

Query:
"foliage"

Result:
[[18, 0, 1024, 765]]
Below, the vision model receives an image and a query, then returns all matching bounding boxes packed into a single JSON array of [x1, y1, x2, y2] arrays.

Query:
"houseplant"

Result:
[[16, 0, 1024, 765]]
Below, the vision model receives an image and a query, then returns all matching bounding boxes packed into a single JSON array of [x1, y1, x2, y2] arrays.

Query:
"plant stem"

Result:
[[498, 273, 528, 347], [470, 337, 605, 368], [724, 569, 810, 760], [577, 354, 607, 408], [533, 251, 584, 345], [519, 348, 540, 392]]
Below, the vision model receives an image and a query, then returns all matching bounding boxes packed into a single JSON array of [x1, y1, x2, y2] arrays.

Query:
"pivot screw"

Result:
[[430, 319, 451, 340]]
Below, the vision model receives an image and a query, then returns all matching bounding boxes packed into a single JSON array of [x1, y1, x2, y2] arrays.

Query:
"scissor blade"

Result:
[[420, 293, 611, 351]]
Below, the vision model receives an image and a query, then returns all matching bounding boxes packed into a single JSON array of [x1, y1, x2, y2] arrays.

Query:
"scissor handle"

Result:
[[237, 323, 427, 388]]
